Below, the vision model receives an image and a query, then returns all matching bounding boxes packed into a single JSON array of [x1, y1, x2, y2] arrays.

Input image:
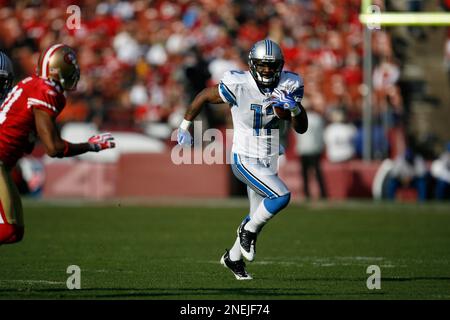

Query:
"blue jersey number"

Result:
[[250, 104, 262, 136], [250, 104, 279, 136]]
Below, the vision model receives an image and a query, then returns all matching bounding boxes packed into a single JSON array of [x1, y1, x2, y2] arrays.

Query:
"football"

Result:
[[273, 106, 291, 120]]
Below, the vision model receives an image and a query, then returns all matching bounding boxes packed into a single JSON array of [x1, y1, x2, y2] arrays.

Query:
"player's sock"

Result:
[[0, 202, 24, 244], [0, 224, 24, 244], [229, 236, 242, 261], [244, 193, 291, 233], [244, 205, 272, 233]]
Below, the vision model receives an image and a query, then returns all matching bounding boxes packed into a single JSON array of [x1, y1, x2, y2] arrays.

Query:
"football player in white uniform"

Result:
[[177, 39, 308, 280]]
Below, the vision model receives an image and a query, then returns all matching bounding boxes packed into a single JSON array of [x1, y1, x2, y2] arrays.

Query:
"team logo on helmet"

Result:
[[64, 52, 76, 65]]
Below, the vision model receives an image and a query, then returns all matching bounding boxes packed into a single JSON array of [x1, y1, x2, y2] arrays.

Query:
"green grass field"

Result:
[[1, 199, 450, 300]]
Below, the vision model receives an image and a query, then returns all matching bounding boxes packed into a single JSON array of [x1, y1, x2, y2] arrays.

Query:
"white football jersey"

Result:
[[218, 70, 304, 159]]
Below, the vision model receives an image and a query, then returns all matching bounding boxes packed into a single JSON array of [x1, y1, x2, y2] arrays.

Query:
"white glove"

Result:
[[271, 88, 301, 116], [177, 128, 192, 146], [177, 119, 192, 146]]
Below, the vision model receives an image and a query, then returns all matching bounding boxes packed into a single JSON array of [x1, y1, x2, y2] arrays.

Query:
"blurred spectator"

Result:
[[373, 60, 400, 93], [373, 57, 401, 130], [386, 148, 428, 201], [16, 157, 46, 197], [354, 125, 389, 160], [182, 46, 221, 129], [324, 108, 357, 163], [113, 25, 141, 65], [184, 47, 210, 100], [208, 47, 240, 84], [57, 95, 90, 125], [0, 0, 404, 152], [407, 0, 427, 40], [296, 103, 327, 200], [430, 142, 450, 200]]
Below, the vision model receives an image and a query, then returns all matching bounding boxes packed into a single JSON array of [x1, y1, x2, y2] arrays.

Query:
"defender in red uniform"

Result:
[[0, 44, 116, 245]]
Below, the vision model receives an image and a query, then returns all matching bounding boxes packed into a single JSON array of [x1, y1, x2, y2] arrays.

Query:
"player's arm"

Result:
[[291, 102, 308, 134], [34, 108, 115, 158], [177, 86, 223, 146], [184, 86, 223, 121]]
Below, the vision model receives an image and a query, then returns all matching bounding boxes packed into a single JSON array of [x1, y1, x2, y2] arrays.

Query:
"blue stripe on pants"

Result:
[[233, 153, 277, 198]]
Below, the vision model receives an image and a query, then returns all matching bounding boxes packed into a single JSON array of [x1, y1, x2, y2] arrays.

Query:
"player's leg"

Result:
[[312, 154, 327, 199], [413, 176, 427, 202], [0, 164, 24, 244], [228, 186, 263, 261], [235, 154, 290, 230], [220, 157, 270, 279], [247, 186, 264, 219], [386, 176, 400, 200], [301, 155, 310, 199], [232, 153, 290, 261], [241, 174, 290, 231], [434, 179, 448, 200], [219, 188, 254, 280]]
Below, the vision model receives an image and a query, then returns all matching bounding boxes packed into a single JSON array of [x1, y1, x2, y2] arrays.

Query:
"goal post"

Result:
[[358, 1, 450, 161]]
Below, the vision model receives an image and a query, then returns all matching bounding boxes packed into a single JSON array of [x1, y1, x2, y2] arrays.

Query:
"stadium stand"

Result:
[[1, 0, 448, 200]]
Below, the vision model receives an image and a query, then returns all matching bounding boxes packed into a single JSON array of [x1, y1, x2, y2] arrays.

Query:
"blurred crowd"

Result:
[[0, 0, 403, 154], [1, 0, 450, 200]]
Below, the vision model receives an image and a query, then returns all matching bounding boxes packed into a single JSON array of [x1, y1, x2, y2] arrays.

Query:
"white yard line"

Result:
[[203, 256, 400, 268], [0, 279, 64, 285]]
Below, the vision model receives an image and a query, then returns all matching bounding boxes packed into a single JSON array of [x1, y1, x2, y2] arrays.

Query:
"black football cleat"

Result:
[[220, 249, 252, 280], [238, 221, 257, 261]]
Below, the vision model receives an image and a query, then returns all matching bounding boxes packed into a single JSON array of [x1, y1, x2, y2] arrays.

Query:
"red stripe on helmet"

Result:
[[40, 44, 64, 78]]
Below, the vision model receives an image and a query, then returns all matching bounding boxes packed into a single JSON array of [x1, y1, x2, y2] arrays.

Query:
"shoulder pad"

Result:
[[222, 70, 248, 84], [279, 71, 304, 92]]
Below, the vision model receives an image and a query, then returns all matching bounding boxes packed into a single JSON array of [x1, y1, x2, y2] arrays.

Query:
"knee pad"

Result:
[[264, 193, 291, 215], [0, 224, 24, 244]]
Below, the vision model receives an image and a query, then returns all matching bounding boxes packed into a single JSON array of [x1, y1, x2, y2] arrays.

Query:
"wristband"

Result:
[[180, 119, 192, 131]]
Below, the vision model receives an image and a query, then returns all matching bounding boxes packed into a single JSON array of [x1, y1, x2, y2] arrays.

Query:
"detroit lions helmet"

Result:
[[0, 51, 14, 101], [248, 39, 284, 88]]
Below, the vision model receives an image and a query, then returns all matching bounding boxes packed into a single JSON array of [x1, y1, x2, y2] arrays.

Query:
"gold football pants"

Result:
[[0, 162, 24, 226]]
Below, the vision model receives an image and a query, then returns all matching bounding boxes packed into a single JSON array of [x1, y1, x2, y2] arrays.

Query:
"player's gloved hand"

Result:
[[177, 119, 193, 146], [271, 88, 301, 116], [177, 128, 192, 146], [88, 132, 116, 152]]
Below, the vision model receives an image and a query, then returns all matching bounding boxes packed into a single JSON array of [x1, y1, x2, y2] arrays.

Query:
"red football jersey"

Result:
[[0, 75, 66, 167]]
